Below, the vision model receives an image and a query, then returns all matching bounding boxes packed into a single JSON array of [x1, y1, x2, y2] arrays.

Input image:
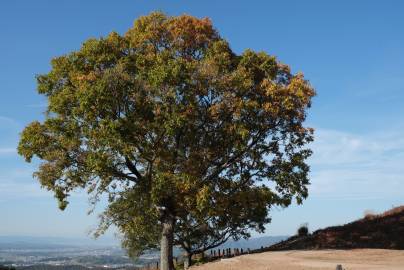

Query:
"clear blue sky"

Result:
[[1, 0, 404, 239]]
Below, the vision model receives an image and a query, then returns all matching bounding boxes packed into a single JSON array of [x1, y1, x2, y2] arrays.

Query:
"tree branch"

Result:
[[203, 129, 266, 182], [124, 156, 143, 181]]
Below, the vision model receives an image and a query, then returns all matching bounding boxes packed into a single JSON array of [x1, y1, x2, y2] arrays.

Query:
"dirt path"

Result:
[[191, 249, 404, 270]]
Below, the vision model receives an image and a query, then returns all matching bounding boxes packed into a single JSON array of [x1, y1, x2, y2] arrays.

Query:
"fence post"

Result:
[[241, 248, 243, 254]]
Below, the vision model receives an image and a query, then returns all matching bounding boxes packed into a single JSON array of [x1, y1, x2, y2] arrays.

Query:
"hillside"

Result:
[[268, 206, 404, 250]]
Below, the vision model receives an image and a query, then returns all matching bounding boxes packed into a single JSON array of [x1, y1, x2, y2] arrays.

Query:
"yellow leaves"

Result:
[[260, 72, 315, 117], [75, 71, 97, 84], [208, 103, 222, 119], [196, 185, 211, 212], [263, 96, 280, 115], [231, 66, 254, 89], [238, 126, 249, 139], [50, 56, 71, 75], [206, 40, 232, 66], [17, 121, 50, 162], [198, 60, 220, 80], [261, 78, 277, 97], [287, 73, 316, 105], [277, 73, 316, 116], [105, 31, 126, 51]]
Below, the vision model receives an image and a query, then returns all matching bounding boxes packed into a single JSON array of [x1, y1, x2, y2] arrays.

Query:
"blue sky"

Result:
[[1, 0, 404, 239]]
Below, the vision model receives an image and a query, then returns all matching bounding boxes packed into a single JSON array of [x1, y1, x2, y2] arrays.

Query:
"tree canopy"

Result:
[[18, 12, 315, 270]]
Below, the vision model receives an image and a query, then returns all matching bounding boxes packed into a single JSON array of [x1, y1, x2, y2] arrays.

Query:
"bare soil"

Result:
[[191, 249, 404, 270]]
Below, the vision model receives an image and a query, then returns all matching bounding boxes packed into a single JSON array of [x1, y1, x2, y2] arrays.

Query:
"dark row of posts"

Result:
[[137, 246, 267, 269], [209, 247, 251, 258]]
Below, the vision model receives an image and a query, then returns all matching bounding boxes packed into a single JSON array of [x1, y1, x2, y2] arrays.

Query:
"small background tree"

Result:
[[297, 223, 309, 237]]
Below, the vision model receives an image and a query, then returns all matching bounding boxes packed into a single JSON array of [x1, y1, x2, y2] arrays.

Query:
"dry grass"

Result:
[[191, 249, 404, 270], [364, 206, 404, 220]]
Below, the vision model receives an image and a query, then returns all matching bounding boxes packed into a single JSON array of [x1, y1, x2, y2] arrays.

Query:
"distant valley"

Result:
[[0, 235, 286, 269]]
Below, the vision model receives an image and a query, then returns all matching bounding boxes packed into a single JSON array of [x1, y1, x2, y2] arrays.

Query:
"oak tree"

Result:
[[18, 12, 315, 270]]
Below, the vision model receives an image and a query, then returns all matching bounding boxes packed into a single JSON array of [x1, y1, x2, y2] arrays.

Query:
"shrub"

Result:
[[363, 209, 377, 220], [297, 223, 309, 237]]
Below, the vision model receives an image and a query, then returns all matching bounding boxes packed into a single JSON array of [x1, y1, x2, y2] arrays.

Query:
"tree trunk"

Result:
[[160, 215, 175, 270], [184, 252, 192, 269]]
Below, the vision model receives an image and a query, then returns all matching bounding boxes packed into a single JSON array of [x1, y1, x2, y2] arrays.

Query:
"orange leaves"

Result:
[[126, 12, 218, 59], [168, 15, 218, 51], [75, 71, 97, 84]]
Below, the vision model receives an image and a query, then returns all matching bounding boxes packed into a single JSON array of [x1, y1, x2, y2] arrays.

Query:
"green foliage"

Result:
[[18, 11, 315, 259]]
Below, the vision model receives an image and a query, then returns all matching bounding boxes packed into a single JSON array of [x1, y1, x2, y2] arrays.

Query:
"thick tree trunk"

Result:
[[183, 252, 192, 269], [160, 215, 175, 270]]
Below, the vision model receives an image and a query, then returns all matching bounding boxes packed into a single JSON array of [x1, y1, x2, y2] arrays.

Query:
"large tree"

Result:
[[18, 12, 315, 270]]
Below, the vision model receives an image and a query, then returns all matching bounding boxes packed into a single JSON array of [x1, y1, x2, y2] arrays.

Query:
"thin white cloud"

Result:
[[0, 167, 46, 199], [0, 116, 20, 156], [0, 148, 16, 155], [0, 166, 92, 201], [26, 102, 47, 108], [308, 127, 404, 199], [0, 180, 50, 198], [0, 116, 20, 128]]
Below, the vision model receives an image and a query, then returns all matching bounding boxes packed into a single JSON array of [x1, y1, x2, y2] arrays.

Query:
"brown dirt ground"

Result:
[[190, 249, 404, 270]]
